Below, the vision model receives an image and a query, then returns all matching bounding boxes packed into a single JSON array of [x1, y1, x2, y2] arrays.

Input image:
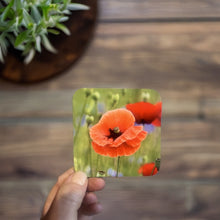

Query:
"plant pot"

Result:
[[0, 0, 98, 84]]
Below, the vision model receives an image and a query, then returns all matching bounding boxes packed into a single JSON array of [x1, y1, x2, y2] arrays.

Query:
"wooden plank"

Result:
[[99, 0, 220, 20], [0, 179, 219, 220], [95, 179, 220, 220], [1, 90, 220, 119], [191, 185, 220, 219], [0, 90, 72, 118], [202, 99, 220, 120], [0, 180, 51, 220], [0, 22, 220, 117], [0, 22, 220, 97], [0, 120, 220, 180], [0, 122, 73, 178]]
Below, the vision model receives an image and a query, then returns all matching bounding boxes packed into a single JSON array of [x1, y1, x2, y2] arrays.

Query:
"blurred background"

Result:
[[0, 0, 220, 219]]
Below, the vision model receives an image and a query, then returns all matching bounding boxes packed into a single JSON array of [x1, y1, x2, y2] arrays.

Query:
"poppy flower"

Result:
[[89, 109, 147, 157], [126, 101, 162, 127], [138, 162, 158, 176]]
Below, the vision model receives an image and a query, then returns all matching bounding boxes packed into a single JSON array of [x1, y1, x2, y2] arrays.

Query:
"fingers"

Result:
[[79, 192, 103, 217], [83, 192, 98, 205], [79, 203, 103, 216], [41, 168, 106, 220], [45, 171, 88, 220], [77, 178, 105, 219], [42, 168, 74, 217], [87, 178, 105, 192]]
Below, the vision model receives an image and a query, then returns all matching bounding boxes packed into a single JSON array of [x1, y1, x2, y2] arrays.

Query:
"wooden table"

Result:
[[0, 0, 220, 219]]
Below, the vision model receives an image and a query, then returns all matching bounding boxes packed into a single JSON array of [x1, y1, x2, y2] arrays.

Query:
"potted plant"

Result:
[[0, 0, 97, 83]]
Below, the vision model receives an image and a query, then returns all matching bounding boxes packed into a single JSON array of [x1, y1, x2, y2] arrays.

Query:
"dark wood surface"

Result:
[[0, 0, 220, 219]]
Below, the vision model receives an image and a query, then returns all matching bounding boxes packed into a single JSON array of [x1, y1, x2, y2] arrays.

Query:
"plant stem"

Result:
[[87, 124, 93, 177], [151, 165, 156, 176], [73, 97, 87, 146], [116, 156, 120, 177]]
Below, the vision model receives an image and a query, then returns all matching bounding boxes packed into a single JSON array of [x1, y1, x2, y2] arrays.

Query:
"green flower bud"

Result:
[[112, 94, 119, 102], [85, 115, 94, 125], [122, 89, 127, 96], [84, 88, 93, 97], [143, 155, 148, 163], [112, 93, 120, 106], [92, 91, 100, 101], [142, 92, 150, 102], [85, 100, 95, 114]]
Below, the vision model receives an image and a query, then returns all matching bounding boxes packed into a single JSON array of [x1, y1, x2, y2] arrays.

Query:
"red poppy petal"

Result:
[[117, 142, 141, 156], [151, 117, 161, 127], [126, 130, 147, 147], [98, 109, 135, 132], [90, 124, 113, 146], [155, 102, 162, 116], [151, 102, 162, 126], [126, 102, 159, 124], [111, 126, 145, 147], [126, 102, 146, 123], [90, 109, 136, 146], [139, 162, 158, 176], [92, 141, 141, 157], [138, 166, 143, 174]]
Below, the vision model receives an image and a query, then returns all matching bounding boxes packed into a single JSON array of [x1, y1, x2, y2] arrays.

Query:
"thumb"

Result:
[[45, 171, 88, 220]]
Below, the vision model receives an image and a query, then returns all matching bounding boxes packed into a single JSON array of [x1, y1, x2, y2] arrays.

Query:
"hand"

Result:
[[41, 168, 105, 220]]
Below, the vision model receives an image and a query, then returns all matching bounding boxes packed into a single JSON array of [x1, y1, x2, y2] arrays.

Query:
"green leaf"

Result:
[[67, 3, 89, 11], [41, 34, 57, 53], [59, 16, 69, 22], [24, 48, 35, 64], [22, 43, 33, 55], [0, 47, 5, 63], [55, 23, 70, 35], [15, 30, 29, 47], [42, 6, 50, 20], [1, 0, 14, 22], [48, 29, 60, 35], [31, 5, 41, 22], [22, 9, 34, 27], [35, 36, 41, 52], [14, 0, 22, 10]]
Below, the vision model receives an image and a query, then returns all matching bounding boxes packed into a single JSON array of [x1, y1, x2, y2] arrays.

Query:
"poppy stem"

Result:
[[116, 156, 120, 177], [73, 97, 88, 146], [87, 125, 93, 177], [151, 165, 156, 176]]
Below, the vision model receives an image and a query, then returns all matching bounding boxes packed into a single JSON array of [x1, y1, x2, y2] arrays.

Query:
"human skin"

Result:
[[41, 168, 105, 220]]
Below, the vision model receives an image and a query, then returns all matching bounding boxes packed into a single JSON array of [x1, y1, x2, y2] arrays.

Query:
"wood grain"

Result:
[[1, 22, 219, 98], [1, 90, 220, 119], [99, 0, 220, 20], [1, 179, 219, 220], [0, 120, 219, 180], [0, 0, 220, 219]]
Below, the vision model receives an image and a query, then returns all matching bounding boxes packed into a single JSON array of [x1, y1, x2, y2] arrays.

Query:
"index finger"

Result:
[[87, 178, 105, 192]]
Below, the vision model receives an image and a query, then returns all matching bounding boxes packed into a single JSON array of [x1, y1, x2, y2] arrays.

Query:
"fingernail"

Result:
[[72, 171, 87, 186]]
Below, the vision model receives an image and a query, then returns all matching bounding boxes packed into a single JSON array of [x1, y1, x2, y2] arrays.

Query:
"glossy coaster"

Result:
[[73, 88, 162, 177]]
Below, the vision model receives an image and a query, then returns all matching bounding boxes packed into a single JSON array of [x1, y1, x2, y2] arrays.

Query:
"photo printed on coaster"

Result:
[[73, 88, 162, 177]]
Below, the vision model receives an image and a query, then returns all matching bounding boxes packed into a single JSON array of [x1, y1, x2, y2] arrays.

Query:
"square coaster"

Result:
[[73, 88, 161, 177]]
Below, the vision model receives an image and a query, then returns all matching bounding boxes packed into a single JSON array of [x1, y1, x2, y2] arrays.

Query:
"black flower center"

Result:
[[107, 127, 122, 140]]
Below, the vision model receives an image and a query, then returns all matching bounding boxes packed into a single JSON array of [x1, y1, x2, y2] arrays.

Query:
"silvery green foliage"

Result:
[[0, 0, 89, 64]]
